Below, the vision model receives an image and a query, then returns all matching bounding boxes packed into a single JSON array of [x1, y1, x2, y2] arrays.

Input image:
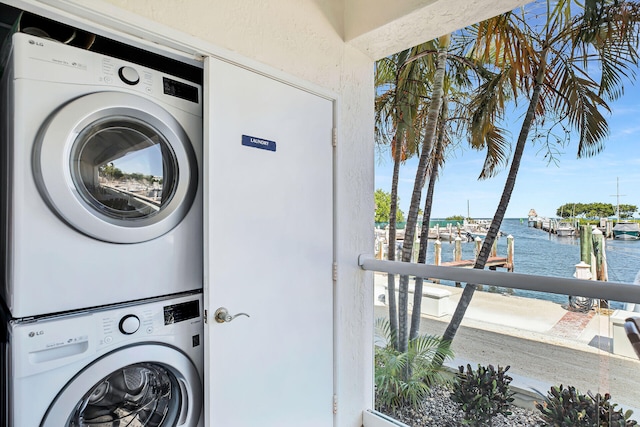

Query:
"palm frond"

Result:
[[552, 58, 610, 158], [466, 67, 514, 178]]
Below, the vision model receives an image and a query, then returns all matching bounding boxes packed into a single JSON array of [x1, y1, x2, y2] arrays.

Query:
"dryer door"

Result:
[[34, 91, 198, 243], [41, 345, 202, 426]]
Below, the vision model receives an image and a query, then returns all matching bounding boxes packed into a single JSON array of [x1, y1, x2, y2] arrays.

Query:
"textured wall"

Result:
[[101, 1, 375, 426]]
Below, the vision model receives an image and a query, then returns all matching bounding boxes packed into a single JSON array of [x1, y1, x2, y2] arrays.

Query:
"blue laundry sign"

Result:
[[242, 135, 276, 152]]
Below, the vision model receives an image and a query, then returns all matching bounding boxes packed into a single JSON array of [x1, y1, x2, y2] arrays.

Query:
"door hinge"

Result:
[[333, 394, 338, 414], [332, 128, 337, 147], [204, 309, 208, 324], [332, 262, 338, 282]]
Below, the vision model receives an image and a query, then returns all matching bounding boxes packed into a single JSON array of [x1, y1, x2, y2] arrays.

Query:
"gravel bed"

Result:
[[379, 385, 545, 427]]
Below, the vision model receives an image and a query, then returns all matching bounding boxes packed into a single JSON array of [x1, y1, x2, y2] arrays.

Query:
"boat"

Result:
[[527, 209, 539, 227], [612, 221, 640, 240], [556, 221, 576, 237], [463, 218, 491, 238]]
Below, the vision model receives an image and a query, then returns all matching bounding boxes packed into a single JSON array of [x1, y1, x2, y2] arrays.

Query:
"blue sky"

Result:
[[375, 92, 640, 219], [112, 144, 163, 177]]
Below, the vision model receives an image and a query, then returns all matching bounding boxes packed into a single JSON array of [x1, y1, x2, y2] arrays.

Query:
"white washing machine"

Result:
[[1, 32, 203, 318], [3, 291, 204, 427]]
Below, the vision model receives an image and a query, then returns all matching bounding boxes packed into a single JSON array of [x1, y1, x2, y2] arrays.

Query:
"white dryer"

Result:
[[3, 291, 204, 427], [1, 32, 203, 317]]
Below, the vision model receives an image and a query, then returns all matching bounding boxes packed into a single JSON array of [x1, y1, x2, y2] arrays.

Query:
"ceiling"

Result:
[[0, 0, 530, 65]]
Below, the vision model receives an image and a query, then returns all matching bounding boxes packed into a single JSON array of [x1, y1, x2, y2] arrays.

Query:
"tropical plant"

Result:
[[536, 384, 638, 426], [376, 44, 433, 348], [440, 0, 640, 355], [393, 34, 452, 353], [374, 189, 405, 224], [409, 98, 449, 342], [373, 318, 453, 411], [381, 24, 517, 351], [557, 202, 638, 219], [451, 364, 515, 427]]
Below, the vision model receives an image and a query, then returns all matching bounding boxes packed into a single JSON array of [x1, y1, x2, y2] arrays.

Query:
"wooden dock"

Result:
[[441, 256, 513, 271]]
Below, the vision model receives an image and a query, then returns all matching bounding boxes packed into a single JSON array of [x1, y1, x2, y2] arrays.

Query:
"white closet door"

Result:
[[203, 57, 334, 427]]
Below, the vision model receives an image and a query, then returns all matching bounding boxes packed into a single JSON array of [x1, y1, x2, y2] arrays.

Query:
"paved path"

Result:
[[373, 273, 640, 413]]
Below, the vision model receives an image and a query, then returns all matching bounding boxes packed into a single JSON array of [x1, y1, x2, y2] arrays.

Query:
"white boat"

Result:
[[527, 209, 538, 227], [613, 221, 640, 240], [463, 218, 490, 237], [556, 221, 576, 237]]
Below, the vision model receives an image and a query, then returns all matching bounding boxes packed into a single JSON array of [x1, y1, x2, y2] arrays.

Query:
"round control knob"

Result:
[[118, 66, 140, 85], [119, 315, 141, 335]]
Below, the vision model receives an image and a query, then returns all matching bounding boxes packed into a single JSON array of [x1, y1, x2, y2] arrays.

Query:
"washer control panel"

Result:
[[11, 293, 203, 378], [119, 314, 141, 335]]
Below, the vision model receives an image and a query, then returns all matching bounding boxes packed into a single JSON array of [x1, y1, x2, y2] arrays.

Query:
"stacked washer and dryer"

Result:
[[1, 24, 205, 427]]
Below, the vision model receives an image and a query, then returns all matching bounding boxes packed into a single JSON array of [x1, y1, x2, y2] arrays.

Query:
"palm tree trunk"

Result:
[[387, 132, 403, 349], [439, 57, 548, 356], [397, 35, 451, 352], [410, 100, 448, 341]]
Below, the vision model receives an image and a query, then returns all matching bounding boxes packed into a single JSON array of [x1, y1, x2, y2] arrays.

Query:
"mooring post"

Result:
[[433, 239, 441, 283], [592, 227, 608, 312], [434, 239, 442, 266], [474, 236, 482, 259], [592, 228, 607, 281], [454, 236, 462, 287], [454, 236, 462, 261], [491, 238, 498, 257], [507, 234, 514, 272], [580, 225, 595, 279]]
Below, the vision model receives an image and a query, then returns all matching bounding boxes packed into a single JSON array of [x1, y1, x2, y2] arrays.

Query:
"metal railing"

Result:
[[358, 254, 640, 304]]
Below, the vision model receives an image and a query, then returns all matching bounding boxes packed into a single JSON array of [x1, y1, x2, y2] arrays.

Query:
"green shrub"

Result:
[[374, 318, 453, 411], [450, 364, 515, 426], [536, 384, 637, 427]]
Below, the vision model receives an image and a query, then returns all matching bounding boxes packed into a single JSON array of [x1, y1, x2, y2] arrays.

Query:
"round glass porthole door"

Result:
[[69, 362, 180, 426], [42, 345, 203, 427], [70, 116, 178, 222], [34, 91, 198, 244]]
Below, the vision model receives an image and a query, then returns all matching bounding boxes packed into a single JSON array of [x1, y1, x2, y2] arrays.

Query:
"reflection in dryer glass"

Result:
[[71, 117, 179, 221], [69, 362, 181, 426]]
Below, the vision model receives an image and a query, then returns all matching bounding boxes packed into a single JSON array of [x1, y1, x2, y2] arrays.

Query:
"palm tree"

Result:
[[375, 31, 510, 352], [375, 43, 436, 348], [393, 33, 513, 350], [391, 35, 451, 352], [440, 0, 640, 351], [409, 98, 449, 341]]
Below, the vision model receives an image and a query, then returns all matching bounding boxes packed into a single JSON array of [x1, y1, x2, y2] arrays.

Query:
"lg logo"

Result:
[[28, 330, 44, 337], [28, 39, 44, 47]]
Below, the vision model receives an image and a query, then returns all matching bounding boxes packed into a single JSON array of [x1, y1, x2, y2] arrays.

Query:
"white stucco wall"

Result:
[[99, 2, 375, 426]]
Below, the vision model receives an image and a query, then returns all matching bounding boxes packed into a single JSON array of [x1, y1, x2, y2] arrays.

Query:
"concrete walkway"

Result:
[[373, 273, 640, 414]]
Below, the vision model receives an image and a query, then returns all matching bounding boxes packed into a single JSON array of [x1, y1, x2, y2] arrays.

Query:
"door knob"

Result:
[[214, 307, 250, 323]]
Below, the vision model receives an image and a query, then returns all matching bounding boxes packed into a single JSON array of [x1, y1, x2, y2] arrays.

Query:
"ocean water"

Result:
[[420, 218, 640, 308]]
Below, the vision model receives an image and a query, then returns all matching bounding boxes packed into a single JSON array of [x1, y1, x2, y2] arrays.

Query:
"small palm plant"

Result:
[[374, 318, 453, 411]]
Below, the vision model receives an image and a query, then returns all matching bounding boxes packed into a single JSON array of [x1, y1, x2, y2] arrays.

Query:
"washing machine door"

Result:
[[34, 91, 198, 243], [41, 345, 202, 426]]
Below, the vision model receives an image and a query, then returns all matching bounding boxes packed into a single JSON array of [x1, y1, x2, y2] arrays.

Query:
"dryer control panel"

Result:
[[11, 32, 202, 115]]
